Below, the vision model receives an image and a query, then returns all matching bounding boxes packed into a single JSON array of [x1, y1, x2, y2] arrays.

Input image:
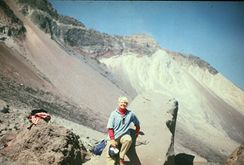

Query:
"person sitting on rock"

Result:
[[106, 96, 140, 165]]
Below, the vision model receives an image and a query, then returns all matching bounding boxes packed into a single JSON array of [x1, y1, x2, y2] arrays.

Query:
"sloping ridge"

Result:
[[5, 0, 128, 119]]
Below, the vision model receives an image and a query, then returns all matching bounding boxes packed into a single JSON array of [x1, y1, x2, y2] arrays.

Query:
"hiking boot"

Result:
[[119, 158, 125, 165]]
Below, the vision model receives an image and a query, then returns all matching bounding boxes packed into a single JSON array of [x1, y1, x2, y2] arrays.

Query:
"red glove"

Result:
[[135, 125, 140, 138]]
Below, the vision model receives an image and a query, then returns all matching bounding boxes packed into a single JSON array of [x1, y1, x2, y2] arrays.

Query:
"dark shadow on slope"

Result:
[[175, 153, 194, 165], [164, 153, 195, 165]]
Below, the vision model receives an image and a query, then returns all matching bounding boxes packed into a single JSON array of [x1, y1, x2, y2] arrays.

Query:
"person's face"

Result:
[[118, 101, 128, 110]]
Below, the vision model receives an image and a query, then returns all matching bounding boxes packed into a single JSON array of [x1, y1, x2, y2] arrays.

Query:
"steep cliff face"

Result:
[[14, 0, 159, 57]]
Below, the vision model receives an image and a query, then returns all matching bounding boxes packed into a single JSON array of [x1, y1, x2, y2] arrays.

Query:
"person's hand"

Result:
[[110, 139, 117, 147]]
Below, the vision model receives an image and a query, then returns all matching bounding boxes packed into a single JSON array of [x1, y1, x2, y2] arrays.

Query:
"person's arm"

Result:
[[107, 112, 117, 147], [108, 128, 117, 147], [108, 128, 114, 140], [135, 125, 140, 138], [132, 112, 140, 137]]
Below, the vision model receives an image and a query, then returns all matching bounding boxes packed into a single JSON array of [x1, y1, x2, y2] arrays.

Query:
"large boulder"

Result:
[[0, 122, 84, 165], [129, 92, 178, 164]]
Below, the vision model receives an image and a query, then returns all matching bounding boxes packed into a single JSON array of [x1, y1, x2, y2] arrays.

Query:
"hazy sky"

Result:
[[50, 1, 244, 89]]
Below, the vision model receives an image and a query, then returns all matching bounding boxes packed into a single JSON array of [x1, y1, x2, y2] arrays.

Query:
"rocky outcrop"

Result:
[[187, 55, 218, 75], [17, 0, 59, 19], [168, 51, 218, 75], [164, 98, 179, 165], [0, 100, 89, 165], [226, 144, 244, 165], [14, 0, 160, 57], [127, 93, 180, 164], [0, 1, 26, 40], [0, 123, 84, 165]]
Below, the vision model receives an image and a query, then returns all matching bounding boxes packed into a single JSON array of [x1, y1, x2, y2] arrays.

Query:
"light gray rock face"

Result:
[[164, 98, 179, 164], [128, 93, 179, 165]]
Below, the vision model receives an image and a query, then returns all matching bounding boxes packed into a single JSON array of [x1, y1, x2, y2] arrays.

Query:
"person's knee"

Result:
[[123, 135, 132, 144], [127, 135, 132, 143]]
